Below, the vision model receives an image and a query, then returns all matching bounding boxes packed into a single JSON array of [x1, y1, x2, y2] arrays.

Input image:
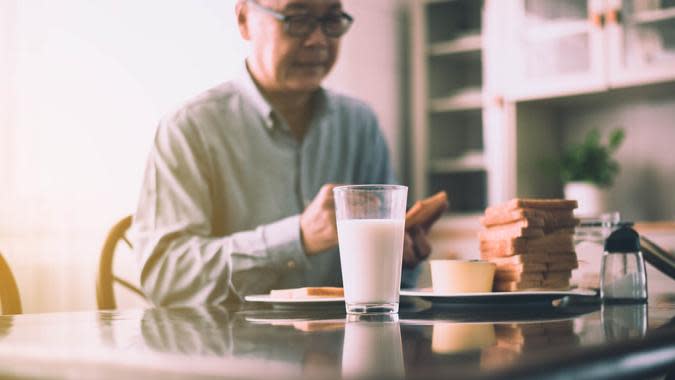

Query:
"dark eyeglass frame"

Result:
[[247, 0, 354, 38]]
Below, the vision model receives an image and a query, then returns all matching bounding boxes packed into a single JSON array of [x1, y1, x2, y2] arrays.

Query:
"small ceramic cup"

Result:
[[430, 260, 496, 293]]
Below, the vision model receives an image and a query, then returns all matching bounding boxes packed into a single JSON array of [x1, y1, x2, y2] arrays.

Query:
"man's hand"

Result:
[[402, 203, 445, 268], [403, 227, 432, 268], [300, 184, 339, 255]]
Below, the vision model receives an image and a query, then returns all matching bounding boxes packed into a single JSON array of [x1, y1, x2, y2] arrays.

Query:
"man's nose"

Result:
[[304, 23, 330, 47]]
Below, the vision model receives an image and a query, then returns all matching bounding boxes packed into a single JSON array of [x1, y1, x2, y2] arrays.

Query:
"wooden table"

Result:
[[0, 293, 674, 379]]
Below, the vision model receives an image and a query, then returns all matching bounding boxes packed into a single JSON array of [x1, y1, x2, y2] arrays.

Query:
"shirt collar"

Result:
[[234, 60, 335, 131], [235, 61, 275, 129]]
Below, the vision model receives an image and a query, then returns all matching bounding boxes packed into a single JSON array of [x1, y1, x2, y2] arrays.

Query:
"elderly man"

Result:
[[132, 0, 443, 306]]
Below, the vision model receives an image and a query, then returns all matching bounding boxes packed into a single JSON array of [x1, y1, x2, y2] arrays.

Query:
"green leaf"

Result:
[[584, 129, 601, 148], [608, 128, 625, 152], [556, 128, 625, 188]]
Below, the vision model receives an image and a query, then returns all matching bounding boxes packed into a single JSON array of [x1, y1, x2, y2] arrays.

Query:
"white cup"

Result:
[[430, 260, 496, 293]]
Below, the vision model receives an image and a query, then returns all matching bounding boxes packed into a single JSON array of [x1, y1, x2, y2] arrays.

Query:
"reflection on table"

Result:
[[0, 294, 673, 379]]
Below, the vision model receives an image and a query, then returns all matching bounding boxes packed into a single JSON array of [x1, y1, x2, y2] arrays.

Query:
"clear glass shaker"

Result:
[[600, 226, 648, 303], [573, 212, 624, 289]]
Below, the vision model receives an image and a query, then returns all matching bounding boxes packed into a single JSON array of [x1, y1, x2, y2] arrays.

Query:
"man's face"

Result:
[[240, 0, 344, 94]]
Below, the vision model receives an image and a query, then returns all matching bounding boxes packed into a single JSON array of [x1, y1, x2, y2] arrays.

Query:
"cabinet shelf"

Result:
[[412, 0, 487, 213], [631, 7, 675, 25], [524, 20, 590, 43], [429, 87, 483, 112], [428, 153, 485, 174], [427, 33, 482, 56]]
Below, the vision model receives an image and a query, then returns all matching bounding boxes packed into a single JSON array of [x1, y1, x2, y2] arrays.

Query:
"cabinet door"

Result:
[[503, 0, 608, 100], [608, 0, 675, 87]]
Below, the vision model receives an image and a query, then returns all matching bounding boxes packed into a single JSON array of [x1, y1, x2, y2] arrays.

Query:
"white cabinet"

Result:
[[480, 0, 675, 206], [502, 0, 607, 100], [410, 0, 489, 214], [408, 0, 675, 263], [409, 0, 675, 216], [499, 0, 675, 101], [608, 0, 675, 87]]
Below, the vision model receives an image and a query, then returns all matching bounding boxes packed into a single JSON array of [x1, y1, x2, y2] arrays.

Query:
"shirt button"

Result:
[[287, 260, 296, 269]]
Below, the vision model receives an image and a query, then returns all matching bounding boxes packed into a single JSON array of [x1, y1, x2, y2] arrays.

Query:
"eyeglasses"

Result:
[[247, 0, 353, 38]]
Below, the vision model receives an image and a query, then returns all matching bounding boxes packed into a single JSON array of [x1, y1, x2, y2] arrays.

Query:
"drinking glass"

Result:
[[333, 185, 407, 314]]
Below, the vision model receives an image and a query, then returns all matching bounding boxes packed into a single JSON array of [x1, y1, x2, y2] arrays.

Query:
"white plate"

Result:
[[244, 294, 345, 308], [399, 288, 597, 305]]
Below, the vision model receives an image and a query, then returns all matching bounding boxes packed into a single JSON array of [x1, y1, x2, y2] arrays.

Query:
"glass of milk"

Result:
[[333, 185, 407, 314]]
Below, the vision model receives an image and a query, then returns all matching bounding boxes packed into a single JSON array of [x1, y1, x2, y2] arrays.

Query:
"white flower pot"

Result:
[[564, 182, 608, 217]]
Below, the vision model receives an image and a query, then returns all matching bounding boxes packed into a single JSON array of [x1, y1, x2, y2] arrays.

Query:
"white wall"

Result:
[[0, 0, 406, 313], [1, 0, 14, 208], [1, 0, 250, 313]]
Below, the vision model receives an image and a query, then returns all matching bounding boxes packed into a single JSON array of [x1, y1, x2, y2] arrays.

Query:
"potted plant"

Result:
[[560, 128, 625, 217]]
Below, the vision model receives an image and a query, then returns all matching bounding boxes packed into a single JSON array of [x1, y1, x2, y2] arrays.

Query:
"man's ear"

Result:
[[236, 0, 251, 40]]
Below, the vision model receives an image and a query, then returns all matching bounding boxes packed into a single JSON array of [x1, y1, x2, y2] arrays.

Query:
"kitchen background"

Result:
[[1, 0, 674, 313]]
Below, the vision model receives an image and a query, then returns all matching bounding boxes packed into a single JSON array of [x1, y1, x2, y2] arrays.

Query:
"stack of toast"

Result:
[[479, 199, 579, 291]]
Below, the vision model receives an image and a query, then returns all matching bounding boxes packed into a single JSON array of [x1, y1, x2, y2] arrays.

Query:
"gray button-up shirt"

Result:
[[133, 66, 413, 306]]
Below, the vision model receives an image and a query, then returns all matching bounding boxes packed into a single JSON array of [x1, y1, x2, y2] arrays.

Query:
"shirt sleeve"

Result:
[[132, 110, 308, 307]]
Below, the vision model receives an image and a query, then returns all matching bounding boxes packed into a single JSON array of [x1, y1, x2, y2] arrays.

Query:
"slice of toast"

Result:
[[482, 208, 577, 228], [480, 248, 542, 259], [481, 208, 544, 227], [522, 232, 576, 251], [482, 218, 545, 229], [494, 262, 548, 273], [487, 254, 550, 265], [270, 287, 344, 299], [541, 277, 571, 289], [543, 271, 572, 282], [292, 321, 346, 332], [479, 234, 575, 257], [543, 227, 577, 235], [545, 252, 578, 264], [546, 260, 579, 271], [406, 191, 448, 228], [480, 247, 577, 260], [493, 280, 543, 292], [483, 254, 577, 270], [494, 271, 545, 282], [494, 281, 570, 292], [500, 199, 578, 211]]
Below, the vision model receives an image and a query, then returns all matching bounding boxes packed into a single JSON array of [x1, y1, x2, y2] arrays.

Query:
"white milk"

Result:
[[337, 219, 405, 304]]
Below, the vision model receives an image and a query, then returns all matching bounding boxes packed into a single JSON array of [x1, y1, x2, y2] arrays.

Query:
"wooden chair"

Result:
[[0, 252, 22, 315], [96, 215, 145, 309]]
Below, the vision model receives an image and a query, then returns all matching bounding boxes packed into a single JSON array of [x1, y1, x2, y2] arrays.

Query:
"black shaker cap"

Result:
[[604, 226, 641, 253]]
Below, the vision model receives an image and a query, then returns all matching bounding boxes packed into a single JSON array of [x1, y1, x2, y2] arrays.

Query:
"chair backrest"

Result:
[[96, 215, 145, 309], [0, 253, 22, 315]]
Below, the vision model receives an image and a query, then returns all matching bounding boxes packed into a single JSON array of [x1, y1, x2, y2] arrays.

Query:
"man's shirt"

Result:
[[133, 66, 411, 306]]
